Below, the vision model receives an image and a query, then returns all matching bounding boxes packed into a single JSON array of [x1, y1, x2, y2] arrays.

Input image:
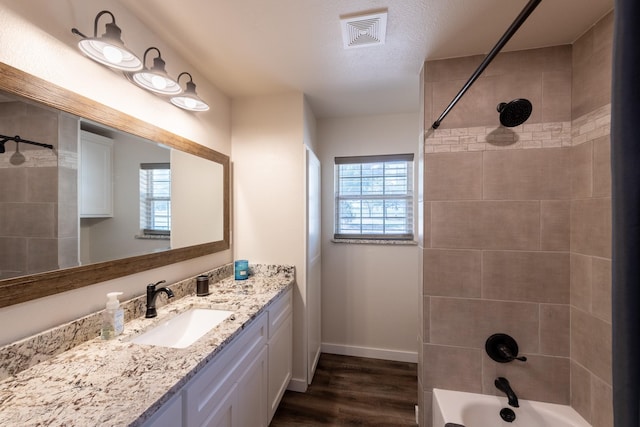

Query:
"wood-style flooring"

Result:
[[269, 353, 418, 426]]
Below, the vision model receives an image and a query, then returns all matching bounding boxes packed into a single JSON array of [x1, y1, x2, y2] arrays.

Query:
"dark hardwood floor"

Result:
[[269, 353, 418, 426]]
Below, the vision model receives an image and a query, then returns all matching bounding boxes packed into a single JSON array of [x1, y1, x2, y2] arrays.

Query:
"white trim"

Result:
[[286, 377, 308, 393], [321, 343, 418, 363]]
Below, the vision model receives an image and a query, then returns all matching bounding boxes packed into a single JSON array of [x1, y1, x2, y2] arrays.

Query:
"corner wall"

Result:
[[318, 113, 420, 362], [569, 12, 613, 427]]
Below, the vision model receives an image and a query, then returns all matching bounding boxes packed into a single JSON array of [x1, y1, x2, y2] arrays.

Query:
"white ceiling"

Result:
[[119, 0, 613, 119]]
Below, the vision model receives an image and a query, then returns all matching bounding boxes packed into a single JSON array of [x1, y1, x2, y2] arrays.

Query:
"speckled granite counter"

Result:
[[0, 265, 294, 427]]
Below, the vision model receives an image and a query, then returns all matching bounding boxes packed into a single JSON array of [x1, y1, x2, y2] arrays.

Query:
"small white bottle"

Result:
[[101, 292, 124, 340]]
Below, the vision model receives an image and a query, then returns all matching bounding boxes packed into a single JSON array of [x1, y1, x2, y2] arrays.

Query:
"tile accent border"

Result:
[[424, 121, 571, 153], [571, 104, 611, 147]]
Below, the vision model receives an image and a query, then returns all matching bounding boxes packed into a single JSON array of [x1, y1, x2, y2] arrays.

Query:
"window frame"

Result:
[[333, 153, 414, 241], [139, 162, 171, 238]]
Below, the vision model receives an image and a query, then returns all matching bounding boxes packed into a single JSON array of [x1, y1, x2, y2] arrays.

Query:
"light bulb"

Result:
[[184, 98, 197, 109], [151, 75, 167, 90], [102, 45, 123, 64]]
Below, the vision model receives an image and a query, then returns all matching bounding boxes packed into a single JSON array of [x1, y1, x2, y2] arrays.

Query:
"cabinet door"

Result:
[[200, 383, 238, 427], [268, 313, 293, 422], [141, 392, 183, 427], [79, 131, 113, 217], [236, 346, 268, 427]]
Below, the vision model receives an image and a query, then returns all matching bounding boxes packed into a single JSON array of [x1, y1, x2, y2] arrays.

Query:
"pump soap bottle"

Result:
[[101, 292, 125, 340]]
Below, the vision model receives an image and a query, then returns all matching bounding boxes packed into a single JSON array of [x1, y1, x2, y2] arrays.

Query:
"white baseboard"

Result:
[[286, 377, 308, 393], [321, 343, 418, 363]]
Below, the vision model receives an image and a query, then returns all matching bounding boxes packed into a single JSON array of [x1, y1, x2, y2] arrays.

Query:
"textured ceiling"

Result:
[[119, 0, 613, 118]]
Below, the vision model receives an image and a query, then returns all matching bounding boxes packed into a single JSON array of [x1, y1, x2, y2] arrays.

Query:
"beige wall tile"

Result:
[[571, 198, 612, 258], [423, 296, 430, 343], [425, 55, 484, 83], [542, 70, 572, 123], [571, 307, 612, 384], [571, 361, 592, 423], [423, 343, 482, 392], [432, 77, 500, 129], [482, 251, 569, 304], [570, 253, 592, 311], [26, 167, 58, 203], [572, 13, 613, 118], [431, 201, 540, 250], [0, 203, 56, 238], [591, 257, 612, 323], [482, 354, 570, 404], [571, 141, 593, 198], [592, 136, 611, 197], [430, 297, 539, 352], [484, 148, 571, 200], [425, 201, 431, 248], [0, 237, 27, 273], [591, 374, 613, 427], [541, 200, 570, 251], [424, 249, 481, 297], [27, 238, 58, 274], [424, 81, 433, 131], [540, 304, 570, 357], [425, 152, 483, 201], [0, 168, 28, 203]]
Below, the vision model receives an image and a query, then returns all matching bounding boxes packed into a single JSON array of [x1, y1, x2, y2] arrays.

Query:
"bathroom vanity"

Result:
[[0, 266, 293, 426]]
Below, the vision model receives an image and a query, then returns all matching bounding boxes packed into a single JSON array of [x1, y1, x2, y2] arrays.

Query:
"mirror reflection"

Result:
[[0, 91, 224, 280]]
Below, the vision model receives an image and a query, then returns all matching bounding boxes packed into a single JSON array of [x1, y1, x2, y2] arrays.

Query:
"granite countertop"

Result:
[[0, 270, 294, 427]]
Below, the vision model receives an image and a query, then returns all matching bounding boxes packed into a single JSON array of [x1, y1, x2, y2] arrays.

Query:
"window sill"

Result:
[[135, 234, 170, 241], [331, 238, 417, 246]]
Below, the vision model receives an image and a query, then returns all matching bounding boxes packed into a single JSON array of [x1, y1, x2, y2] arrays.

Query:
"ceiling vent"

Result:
[[340, 10, 387, 49]]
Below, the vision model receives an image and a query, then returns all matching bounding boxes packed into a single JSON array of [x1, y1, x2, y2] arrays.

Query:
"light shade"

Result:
[[132, 47, 181, 95], [72, 11, 142, 72], [171, 72, 210, 111]]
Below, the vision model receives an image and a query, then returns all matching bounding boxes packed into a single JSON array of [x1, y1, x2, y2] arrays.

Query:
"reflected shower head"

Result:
[[497, 98, 532, 127]]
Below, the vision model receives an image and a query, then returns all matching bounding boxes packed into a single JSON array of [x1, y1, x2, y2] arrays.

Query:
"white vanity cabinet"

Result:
[[141, 288, 292, 427], [79, 130, 114, 217], [267, 288, 293, 422]]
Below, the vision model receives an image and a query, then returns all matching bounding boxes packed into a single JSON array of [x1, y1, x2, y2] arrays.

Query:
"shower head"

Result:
[[497, 98, 532, 127]]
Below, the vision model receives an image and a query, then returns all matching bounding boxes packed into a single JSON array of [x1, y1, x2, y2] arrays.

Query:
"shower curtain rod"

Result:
[[431, 0, 542, 130], [0, 134, 54, 150]]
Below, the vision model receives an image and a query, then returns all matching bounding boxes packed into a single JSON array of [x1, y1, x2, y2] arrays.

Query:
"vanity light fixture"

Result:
[[131, 47, 182, 95], [71, 10, 143, 72], [171, 72, 210, 111]]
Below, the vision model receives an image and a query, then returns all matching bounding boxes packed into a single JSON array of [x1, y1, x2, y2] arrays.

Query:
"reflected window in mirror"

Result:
[[139, 162, 171, 239]]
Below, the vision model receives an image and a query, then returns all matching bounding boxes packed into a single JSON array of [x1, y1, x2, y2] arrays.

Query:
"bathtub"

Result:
[[432, 388, 591, 427]]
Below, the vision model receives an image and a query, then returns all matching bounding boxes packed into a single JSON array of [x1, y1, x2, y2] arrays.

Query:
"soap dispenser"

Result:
[[101, 292, 124, 340]]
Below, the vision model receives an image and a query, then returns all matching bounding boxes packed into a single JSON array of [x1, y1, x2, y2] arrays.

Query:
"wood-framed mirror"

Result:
[[0, 62, 230, 308]]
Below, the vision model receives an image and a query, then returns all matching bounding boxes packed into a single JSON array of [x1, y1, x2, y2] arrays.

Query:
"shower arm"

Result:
[[0, 134, 54, 150], [431, 0, 542, 130]]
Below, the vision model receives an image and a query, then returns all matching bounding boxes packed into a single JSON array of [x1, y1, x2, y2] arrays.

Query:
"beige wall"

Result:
[[420, 12, 614, 427], [0, 0, 232, 345], [231, 92, 310, 389], [318, 113, 420, 362], [569, 12, 613, 427]]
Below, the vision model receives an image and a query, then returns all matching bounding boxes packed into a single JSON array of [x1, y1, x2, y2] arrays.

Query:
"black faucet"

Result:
[[145, 280, 175, 318], [495, 377, 519, 408]]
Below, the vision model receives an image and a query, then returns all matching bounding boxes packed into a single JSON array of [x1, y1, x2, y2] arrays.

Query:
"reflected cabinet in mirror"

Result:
[[0, 62, 230, 308]]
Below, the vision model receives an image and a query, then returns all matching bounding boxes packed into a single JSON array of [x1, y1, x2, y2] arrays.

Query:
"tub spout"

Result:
[[495, 377, 519, 408]]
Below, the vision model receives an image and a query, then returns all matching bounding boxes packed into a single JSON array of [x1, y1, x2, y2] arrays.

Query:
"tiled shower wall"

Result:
[[0, 101, 78, 278], [420, 11, 614, 427], [568, 12, 613, 427]]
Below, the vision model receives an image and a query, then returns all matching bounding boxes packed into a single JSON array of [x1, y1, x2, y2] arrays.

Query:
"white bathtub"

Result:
[[432, 388, 591, 427]]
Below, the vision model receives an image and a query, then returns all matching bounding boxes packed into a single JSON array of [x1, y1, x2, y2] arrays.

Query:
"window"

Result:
[[334, 154, 414, 240], [139, 163, 171, 237]]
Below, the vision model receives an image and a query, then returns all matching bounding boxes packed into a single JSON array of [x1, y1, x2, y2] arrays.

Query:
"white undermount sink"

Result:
[[131, 308, 234, 349]]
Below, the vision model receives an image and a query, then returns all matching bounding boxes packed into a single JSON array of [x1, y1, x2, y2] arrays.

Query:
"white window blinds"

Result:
[[139, 163, 171, 236], [334, 154, 414, 240]]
